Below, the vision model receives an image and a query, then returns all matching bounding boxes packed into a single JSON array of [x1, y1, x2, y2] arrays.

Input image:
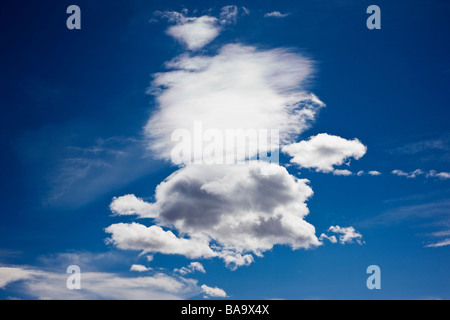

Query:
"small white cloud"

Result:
[[368, 170, 382, 176], [188, 262, 206, 274], [201, 284, 227, 298], [167, 15, 221, 51], [357, 170, 365, 176], [110, 194, 154, 217], [325, 226, 363, 245], [264, 11, 290, 18], [282, 133, 367, 173], [392, 169, 424, 178], [427, 170, 450, 180], [319, 233, 337, 244], [333, 169, 353, 176], [130, 264, 151, 272], [174, 262, 206, 275]]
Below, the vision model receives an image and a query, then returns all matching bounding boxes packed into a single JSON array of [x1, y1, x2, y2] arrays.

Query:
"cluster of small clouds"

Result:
[[392, 169, 450, 180], [319, 226, 364, 245], [152, 6, 249, 51]]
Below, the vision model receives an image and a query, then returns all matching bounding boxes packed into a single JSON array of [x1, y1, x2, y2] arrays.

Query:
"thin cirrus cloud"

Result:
[[264, 11, 290, 18], [392, 169, 450, 179], [282, 133, 367, 173]]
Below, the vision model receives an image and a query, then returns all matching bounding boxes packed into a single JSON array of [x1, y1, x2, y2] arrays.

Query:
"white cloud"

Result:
[[105, 223, 216, 259], [220, 5, 239, 24], [201, 284, 227, 298], [166, 15, 221, 51], [264, 11, 290, 18], [0, 267, 41, 289], [392, 169, 449, 179], [0, 266, 201, 300], [425, 239, 450, 248], [110, 194, 155, 217], [282, 133, 367, 173], [130, 264, 151, 272], [319, 233, 337, 244], [368, 170, 382, 176], [427, 170, 450, 180], [106, 162, 321, 269], [174, 262, 206, 275], [333, 169, 353, 176], [146, 44, 323, 163], [392, 169, 424, 178], [357, 170, 365, 176], [326, 226, 363, 245]]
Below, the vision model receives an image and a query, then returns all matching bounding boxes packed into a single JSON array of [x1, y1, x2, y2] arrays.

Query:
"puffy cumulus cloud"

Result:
[[282, 133, 367, 173], [201, 284, 227, 298], [106, 162, 321, 269], [0, 266, 201, 300], [110, 194, 154, 217], [368, 170, 382, 176], [146, 44, 323, 163], [105, 223, 216, 259], [323, 226, 363, 245]]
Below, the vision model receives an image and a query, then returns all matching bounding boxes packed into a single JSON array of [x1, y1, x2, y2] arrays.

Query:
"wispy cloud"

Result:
[[392, 169, 450, 180], [264, 11, 290, 18]]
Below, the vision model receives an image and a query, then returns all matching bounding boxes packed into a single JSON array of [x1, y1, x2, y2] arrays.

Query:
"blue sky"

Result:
[[0, 0, 449, 299]]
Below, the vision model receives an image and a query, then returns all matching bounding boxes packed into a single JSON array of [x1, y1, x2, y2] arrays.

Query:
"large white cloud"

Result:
[[146, 44, 323, 163], [0, 266, 202, 300], [282, 133, 367, 173], [106, 162, 321, 268]]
